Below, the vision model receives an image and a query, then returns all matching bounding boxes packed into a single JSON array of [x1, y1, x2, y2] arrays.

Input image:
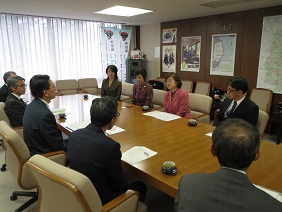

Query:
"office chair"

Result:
[[256, 110, 269, 140], [78, 78, 99, 95], [0, 102, 23, 172], [26, 154, 148, 212], [189, 93, 213, 124], [0, 120, 67, 211]]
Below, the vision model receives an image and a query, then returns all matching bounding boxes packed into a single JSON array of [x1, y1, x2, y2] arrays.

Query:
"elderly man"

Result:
[[175, 118, 282, 211], [4, 76, 27, 127], [213, 76, 259, 127], [0, 71, 16, 102], [23, 75, 67, 156]]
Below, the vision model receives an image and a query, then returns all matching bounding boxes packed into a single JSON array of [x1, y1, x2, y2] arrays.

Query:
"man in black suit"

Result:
[[4, 76, 27, 127], [0, 71, 16, 102], [23, 75, 67, 156], [68, 97, 146, 205], [213, 76, 258, 127], [175, 118, 282, 212]]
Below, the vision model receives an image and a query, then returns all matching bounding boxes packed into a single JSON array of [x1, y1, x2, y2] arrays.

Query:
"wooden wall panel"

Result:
[[160, 5, 282, 113]]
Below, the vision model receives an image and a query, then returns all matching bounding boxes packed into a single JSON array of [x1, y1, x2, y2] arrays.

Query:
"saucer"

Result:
[[161, 166, 178, 175]]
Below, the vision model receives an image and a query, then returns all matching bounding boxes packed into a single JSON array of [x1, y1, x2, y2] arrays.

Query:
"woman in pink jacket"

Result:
[[164, 73, 192, 119]]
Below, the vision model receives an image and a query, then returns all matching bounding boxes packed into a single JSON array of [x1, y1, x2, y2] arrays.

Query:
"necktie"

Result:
[[226, 101, 237, 117]]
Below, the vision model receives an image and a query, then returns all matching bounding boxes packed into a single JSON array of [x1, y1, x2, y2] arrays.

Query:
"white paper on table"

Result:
[[254, 184, 282, 202], [122, 146, 157, 165], [143, 111, 181, 121], [66, 121, 90, 131], [106, 126, 125, 135], [206, 132, 213, 137], [51, 108, 67, 116], [66, 121, 125, 135]]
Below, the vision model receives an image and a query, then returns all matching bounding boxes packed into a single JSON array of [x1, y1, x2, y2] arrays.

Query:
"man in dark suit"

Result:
[[175, 118, 282, 212], [68, 97, 146, 205], [213, 76, 258, 126], [0, 71, 16, 102], [23, 75, 67, 156], [4, 76, 27, 127]]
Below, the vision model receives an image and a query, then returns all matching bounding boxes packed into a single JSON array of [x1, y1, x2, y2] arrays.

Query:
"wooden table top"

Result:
[[51, 94, 282, 198]]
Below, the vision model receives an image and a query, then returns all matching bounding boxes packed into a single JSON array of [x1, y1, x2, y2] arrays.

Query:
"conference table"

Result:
[[50, 94, 282, 198]]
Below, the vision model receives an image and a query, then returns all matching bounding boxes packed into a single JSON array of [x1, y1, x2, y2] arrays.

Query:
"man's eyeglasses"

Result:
[[116, 112, 120, 117], [226, 89, 237, 93], [18, 84, 27, 88]]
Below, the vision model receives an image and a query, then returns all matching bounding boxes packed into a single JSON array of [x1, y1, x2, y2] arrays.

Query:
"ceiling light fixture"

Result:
[[95, 5, 153, 17]]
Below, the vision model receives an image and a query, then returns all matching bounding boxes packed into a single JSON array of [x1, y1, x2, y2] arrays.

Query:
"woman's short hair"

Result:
[[106, 65, 118, 79], [134, 68, 147, 80], [165, 73, 182, 88], [29, 75, 50, 98], [90, 96, 118, 127]]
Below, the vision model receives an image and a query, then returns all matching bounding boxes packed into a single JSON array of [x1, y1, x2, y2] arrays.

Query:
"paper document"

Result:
[[143, 111, 181, 121], [254, 184, 282, 202], [67, 121, 90, 131], [51, 108, 66, 116], [66, 121, 125, 135], [106, 126, 125, 135], [122, 146, 157, 165], [206, 132, 213, 137]]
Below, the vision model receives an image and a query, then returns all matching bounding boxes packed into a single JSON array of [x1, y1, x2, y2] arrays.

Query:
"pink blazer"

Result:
[[164, 88, 192, 119]]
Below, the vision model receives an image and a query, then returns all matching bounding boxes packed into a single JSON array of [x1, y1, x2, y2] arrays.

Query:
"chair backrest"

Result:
[[194, 81, 210, 96], [256, 110, 269, 139], [27, 154, 103, 212], [189, 93, 213, 115], [0, 120, 35, 190], [250, 88, 273, 114], [0, 102, 10, 125], [78, 78, 98, 95], [56, 79, 78, 95], [182, 80, 193, 93], [148, 80, 164, 90], [152, 89, 166, 109], [121, 83, 134, 98]]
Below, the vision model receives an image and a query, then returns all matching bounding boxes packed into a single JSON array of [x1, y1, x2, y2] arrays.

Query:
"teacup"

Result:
[[58, 113, 66, 119], [143, 105, 149, 111], [188, 119, 197, 126], [162, 161, 176, 173]]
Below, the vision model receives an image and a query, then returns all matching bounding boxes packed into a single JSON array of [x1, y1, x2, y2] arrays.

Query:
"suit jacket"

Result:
[[164, 88, 192, 118], [131, 82, 154, 108], [175, 168, 282, 212], [4, 94, 26, 127], [101, 78, 122, 101], [0, 84, 9, 102], [213, 97, 259, 127], [68, 123, 128, 205], [23, 98, 67, 156]]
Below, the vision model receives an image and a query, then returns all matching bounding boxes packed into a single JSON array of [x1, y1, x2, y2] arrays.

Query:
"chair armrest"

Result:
[[42, 151, 67, 166], [193, 113, 208, 120], [102, 189, 139, 212]]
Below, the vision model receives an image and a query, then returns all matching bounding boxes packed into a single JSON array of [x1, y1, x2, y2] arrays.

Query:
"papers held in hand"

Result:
[[122, 146, 157, 165]]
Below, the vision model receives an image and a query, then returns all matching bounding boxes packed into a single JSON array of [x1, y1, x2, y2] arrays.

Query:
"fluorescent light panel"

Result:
[[95, 5, 153, 17]]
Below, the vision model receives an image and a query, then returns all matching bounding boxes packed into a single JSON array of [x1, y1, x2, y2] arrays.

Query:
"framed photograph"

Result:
[[162, 45, 176, 73], [210, 33, 236, 76], [162, 28, 177, 43], [181, 36, 201, 72]]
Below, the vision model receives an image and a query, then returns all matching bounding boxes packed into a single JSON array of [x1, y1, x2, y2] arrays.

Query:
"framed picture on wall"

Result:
[[181, 36, 201, 72], [162, 45, 176, 72], [210, 33, 236, 76], [162, 28, 177, 43]]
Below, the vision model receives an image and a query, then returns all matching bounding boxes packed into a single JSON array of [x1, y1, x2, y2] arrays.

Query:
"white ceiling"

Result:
[[0, 0, 281, 25]]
